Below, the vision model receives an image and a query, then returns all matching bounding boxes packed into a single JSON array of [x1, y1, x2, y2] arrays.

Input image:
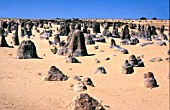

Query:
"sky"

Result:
[[0, 0, 169, 19]]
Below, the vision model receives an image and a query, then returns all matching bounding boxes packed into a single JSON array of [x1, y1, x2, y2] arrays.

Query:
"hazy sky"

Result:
[[0, 0, 169, 19]]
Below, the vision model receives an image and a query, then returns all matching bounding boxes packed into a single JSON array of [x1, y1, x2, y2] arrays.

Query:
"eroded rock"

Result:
[[44, 66, 68, 81], [144, 72, 159, 88], [94, 66, 107, 74], [122, 60, 134, 74], [16, 40, 39, 59], [68, 93, 105, 110]]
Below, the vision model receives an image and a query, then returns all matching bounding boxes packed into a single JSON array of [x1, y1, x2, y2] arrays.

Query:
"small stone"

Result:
[[94, 66, 107, 74], [113, 54, 116, 57], [149, 57, 163, 62], [94, 45, 99, 50], [100, 50, 105, 52], [38, 72, 41, 76], [105, 57, 110, 60], [94, 58, 100, 63], [69, 84, 74, 87], [74, 82, 87, 92]]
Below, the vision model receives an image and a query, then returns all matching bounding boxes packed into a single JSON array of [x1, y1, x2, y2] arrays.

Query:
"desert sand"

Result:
[[0, 19, 169, 110]]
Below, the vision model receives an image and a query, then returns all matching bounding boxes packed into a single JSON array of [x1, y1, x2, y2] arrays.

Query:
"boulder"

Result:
[[156, 41, 166, 46], [144, 72, 159, 88], [74, 82, 87, 92], [51, 46, 58, 54], [129, 55, 138, 66], [57, 29, 88, 57], [84, 33, 95, 45], [16, 40, 39, 59], [122, 60, 134, 74], [44, 66, 68, 81], [69, 93, 105, 110], [93, 37, 106, 43], [65, 55, 80, 63], [81, 77, 95, 87], [94, 66, 107, 74]]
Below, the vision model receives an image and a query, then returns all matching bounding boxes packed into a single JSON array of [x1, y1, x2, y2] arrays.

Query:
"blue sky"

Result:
[[0, 0, 169, 19]]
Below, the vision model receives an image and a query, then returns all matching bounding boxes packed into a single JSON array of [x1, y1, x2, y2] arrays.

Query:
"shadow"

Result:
[[8, 46, 14, 48], [0, 45, 14, 48], [87, 54, 95, 56], [70, 62, 81, 63], [17, 57, 43, 59], [135, 66, 145, 67], [74, 54, 95, 58], [156, 85, 159, 87], [95, 41, 107, 43], [36, 57, 43, 59]]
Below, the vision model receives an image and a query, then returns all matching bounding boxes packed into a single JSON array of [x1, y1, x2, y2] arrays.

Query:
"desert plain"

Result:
[[0, 19, 169, 110]]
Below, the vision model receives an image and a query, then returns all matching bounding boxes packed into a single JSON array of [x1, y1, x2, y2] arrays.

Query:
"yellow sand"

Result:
[[0, 20, 169, 110]]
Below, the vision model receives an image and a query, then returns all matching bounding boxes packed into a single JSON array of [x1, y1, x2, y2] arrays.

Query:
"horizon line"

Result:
[[0, 17, 169, 20]]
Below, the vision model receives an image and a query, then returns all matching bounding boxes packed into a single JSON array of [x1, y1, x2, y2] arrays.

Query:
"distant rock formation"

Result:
[[0, 23, 9, 47]]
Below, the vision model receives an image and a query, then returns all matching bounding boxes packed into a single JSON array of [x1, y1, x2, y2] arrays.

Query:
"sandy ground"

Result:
[[0, 20, 169, 110]]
